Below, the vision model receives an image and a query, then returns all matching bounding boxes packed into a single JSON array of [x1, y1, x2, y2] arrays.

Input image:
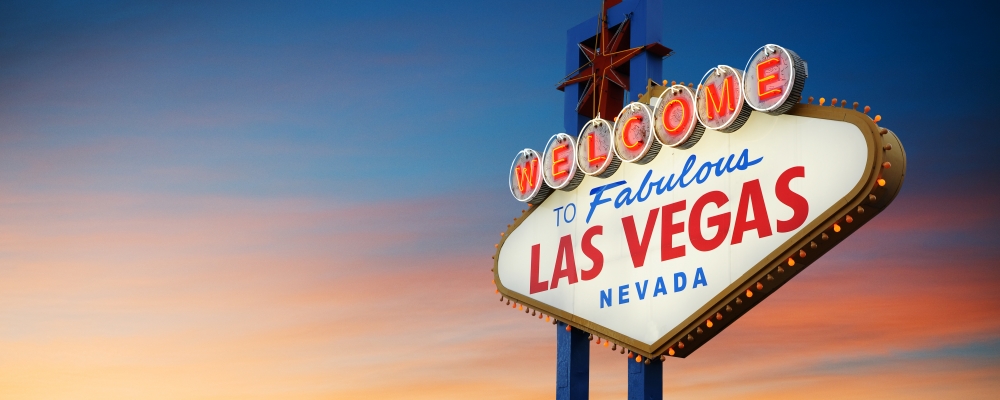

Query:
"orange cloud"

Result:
[[1, 187, 998, 399]]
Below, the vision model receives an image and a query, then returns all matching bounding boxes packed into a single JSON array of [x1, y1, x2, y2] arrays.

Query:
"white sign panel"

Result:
[[497, 111, 867, 346]]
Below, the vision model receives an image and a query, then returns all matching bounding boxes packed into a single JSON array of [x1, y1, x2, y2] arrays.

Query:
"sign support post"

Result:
[[557, 1, 667, 398], [556, 322, 590, 400], [628, 358, 663, 400]]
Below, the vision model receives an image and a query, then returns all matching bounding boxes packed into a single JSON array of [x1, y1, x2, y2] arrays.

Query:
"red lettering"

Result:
[[662, 98, 688, 133], [690, 191, 730, 252], [622, 207, 659, 268], [756, 57, 782, 101], [529, 243, 548, 294], [776, 166, 809, 232], [660, 200, 686, 261], [587, 133, 606, 166], [551, 144, 570, 178], [580, 225, 604, 281], [732, 179, 773, 244], [515, 159, 538, 194], [705, 75, 736, 120], [622, 116, 644, 149], [549, 235, 578, 289]]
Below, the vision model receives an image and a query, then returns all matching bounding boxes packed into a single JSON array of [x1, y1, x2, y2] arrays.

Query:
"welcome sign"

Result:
[[495, 45, 906, 360]]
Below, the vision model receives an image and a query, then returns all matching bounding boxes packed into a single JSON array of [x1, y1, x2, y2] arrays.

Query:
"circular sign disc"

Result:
[[743, 44, 806, 115], [653, 84, 704, 149], [508, 149, 551, 204], [613, 102, 660, 164], [542, 133, 584, 191], [576, 118, 619, 178], [696, 65, 751, 133]]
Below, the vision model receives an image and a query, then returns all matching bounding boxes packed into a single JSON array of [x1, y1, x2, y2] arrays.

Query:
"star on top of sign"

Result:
[[557, 0, 672, 120]]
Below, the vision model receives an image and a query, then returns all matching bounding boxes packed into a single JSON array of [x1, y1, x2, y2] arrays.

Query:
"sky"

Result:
[[1, 0, 998, 398]]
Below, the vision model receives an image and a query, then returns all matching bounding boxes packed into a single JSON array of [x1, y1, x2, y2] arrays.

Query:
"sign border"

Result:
[[493, 103, 907, 359]]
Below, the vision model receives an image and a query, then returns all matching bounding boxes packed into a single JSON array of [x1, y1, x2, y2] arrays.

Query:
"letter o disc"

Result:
[[508, 148, 552, 204], [653, 84, 705, 149], [576, 118, 620, 178], [742, 44, 806, 115], [542, 133, 584, 191], [696, 65, 752, 133], [613, 102, 660, 164]]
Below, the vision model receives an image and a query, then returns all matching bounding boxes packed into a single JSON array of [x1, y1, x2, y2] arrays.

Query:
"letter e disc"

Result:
[[576, 118, 620, 178], [743, 44, 806, 115], [696, 65, 752, 133], [654, 84, 705, 149], [542, 133, 584, 191], [613, 102, 660, 164], [509, 148, 552, 204]]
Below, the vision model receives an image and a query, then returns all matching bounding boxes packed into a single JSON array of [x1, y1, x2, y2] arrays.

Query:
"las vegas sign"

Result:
[[496, 44, 906, 360]]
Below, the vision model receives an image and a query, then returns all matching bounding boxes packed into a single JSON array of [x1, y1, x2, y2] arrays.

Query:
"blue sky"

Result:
[[6, 0, 995, 203], [1, 1, 998, 398]]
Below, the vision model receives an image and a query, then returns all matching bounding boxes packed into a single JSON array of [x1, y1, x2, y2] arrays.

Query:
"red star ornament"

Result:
[[557, 4, 671, 120]]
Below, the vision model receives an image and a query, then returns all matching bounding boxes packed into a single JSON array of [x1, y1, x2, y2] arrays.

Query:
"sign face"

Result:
[[498, 43, 906, 360], [496, 104, 906, 359]]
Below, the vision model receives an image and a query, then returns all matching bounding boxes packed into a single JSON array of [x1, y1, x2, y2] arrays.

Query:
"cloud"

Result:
[[1, 0, 998, 397], [2, 171, 999, 399]]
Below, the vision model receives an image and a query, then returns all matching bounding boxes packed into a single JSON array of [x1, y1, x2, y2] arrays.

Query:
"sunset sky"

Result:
[[1, 0, 998, 399]]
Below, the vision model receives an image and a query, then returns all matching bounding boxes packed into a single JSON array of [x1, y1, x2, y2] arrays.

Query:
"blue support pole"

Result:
[[556, 322, 589, 400], [556, 1, 665, 398], [625, 0, 663, 103], [627, 356, 663, 400], [563, 16, 599, 135]]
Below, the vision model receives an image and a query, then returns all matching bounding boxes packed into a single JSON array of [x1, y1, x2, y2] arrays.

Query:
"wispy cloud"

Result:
[[1, 0, 998, 398]]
